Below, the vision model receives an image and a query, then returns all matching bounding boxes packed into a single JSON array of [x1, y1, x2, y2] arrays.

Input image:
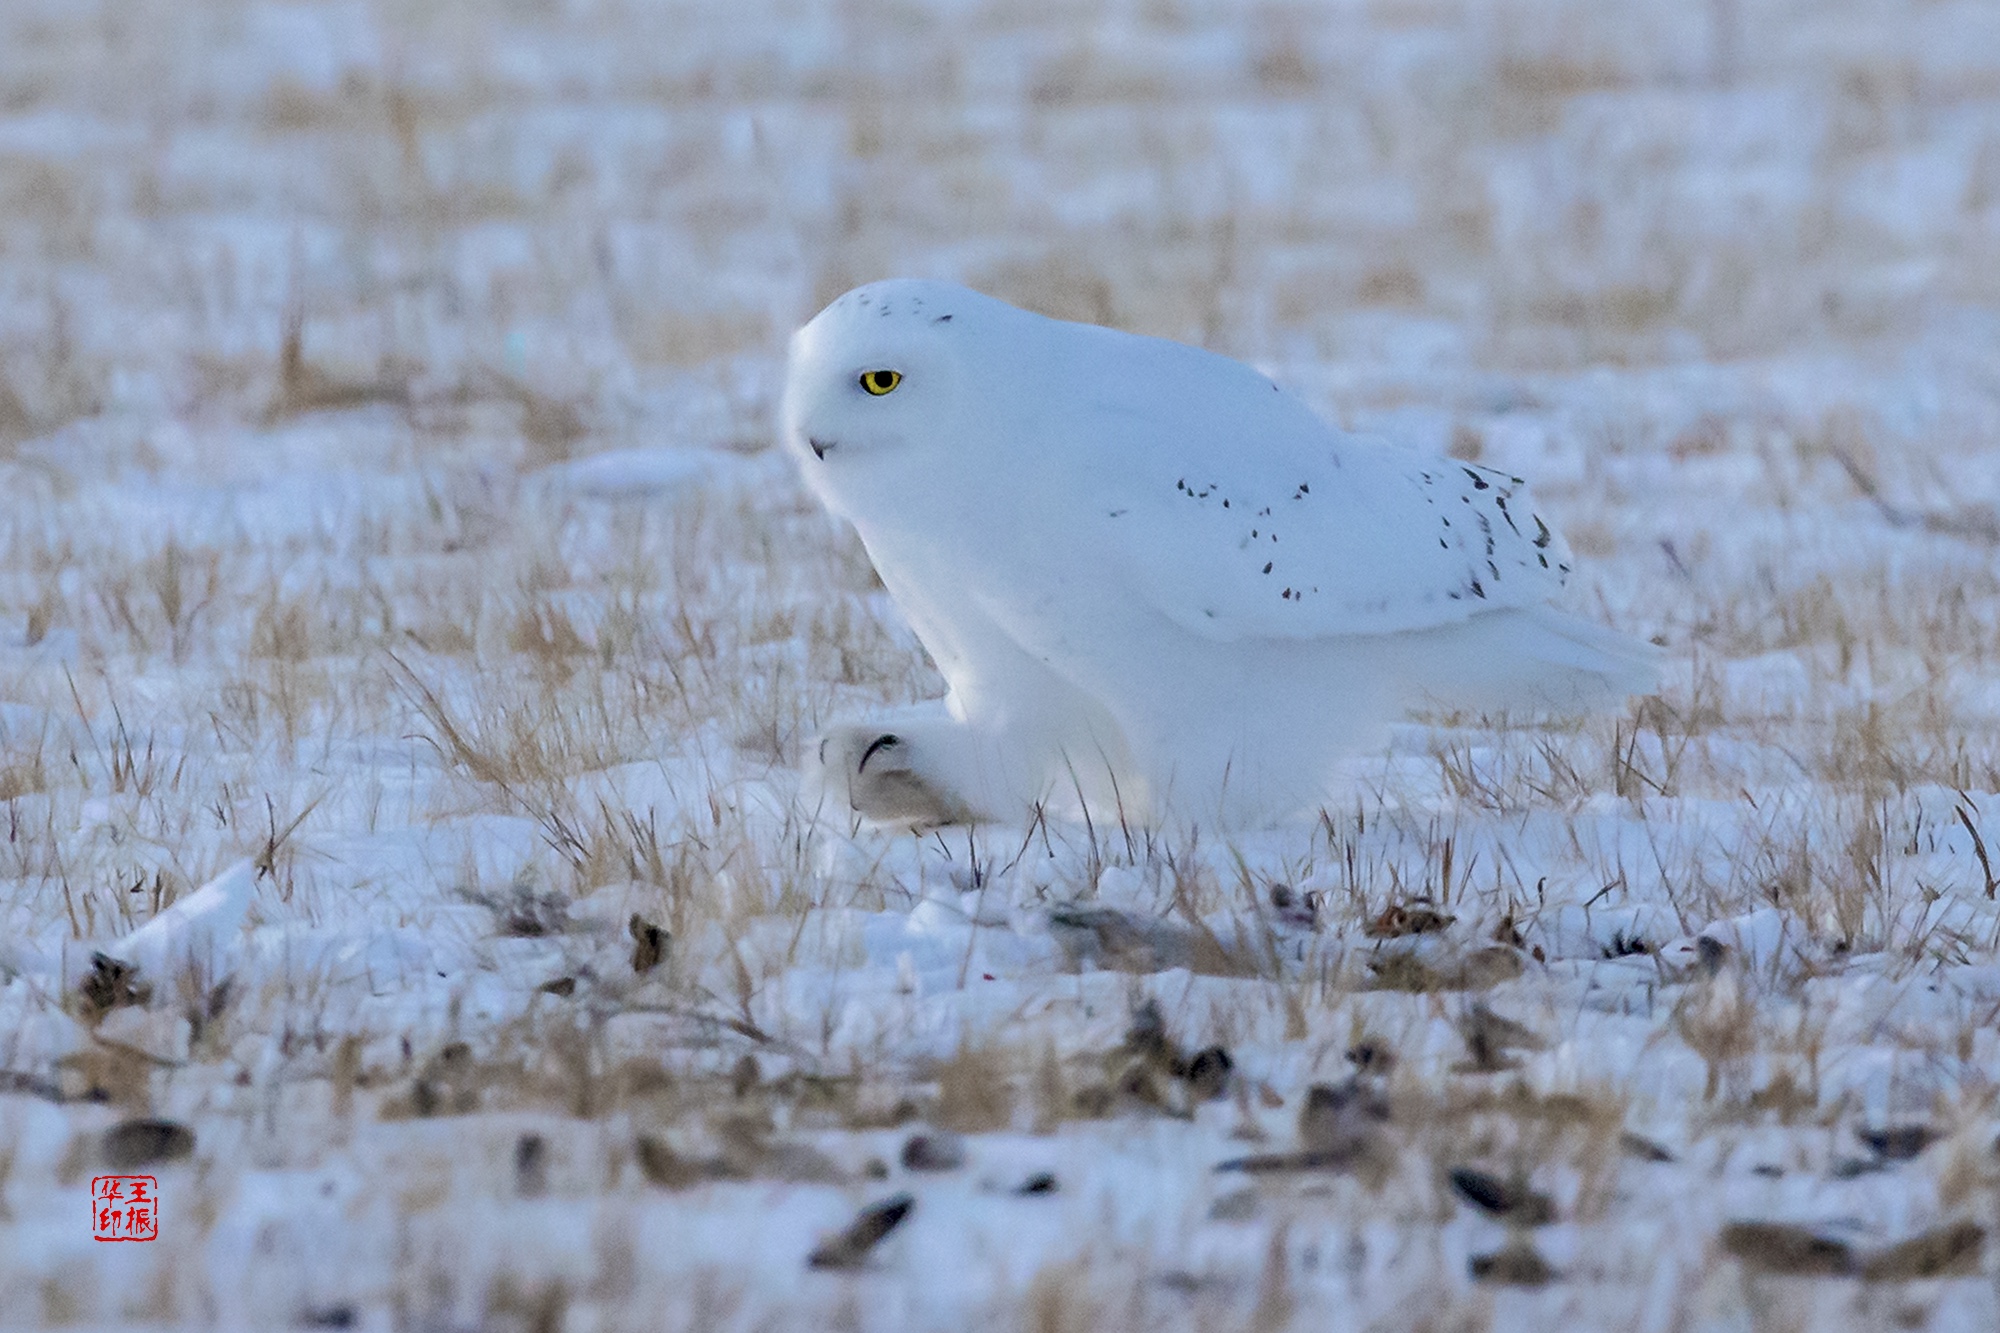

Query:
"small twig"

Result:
[[1831, 446, 2000, 545], [0, 1069, 69, 1103], [1828, 445, 1911, 526], [626, 995, 783, 1050]]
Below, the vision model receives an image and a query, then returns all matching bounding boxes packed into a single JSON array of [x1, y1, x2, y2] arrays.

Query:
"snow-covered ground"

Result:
[[3, 0, 2000, 1327]]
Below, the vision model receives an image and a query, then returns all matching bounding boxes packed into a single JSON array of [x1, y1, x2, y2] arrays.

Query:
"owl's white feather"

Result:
[[785, 279, 1659, 827]]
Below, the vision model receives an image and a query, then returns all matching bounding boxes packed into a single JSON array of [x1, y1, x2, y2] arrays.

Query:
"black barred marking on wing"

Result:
[[1181, 456, 1566, 621], [1176, 478, 1229, 503]]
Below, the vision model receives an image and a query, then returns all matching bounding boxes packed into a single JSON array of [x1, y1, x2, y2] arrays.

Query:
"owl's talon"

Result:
[[857, 733, 902, 773], [814, 725, 976, 830]]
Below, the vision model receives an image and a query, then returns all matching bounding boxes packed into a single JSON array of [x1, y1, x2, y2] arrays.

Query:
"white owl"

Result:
[[784, 280, 1659, 829]]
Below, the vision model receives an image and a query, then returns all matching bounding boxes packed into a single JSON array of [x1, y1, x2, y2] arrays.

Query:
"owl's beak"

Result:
[[809, 436, 835, 460]]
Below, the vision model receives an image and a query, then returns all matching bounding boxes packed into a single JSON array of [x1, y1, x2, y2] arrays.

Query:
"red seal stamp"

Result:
[[91, 1176, 158, 1242]]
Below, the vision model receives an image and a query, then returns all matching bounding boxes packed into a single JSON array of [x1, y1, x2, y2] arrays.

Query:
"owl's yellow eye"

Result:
[[859, 369, 902, 396]]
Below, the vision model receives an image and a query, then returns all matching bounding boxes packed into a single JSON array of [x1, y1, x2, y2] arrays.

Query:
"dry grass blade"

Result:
[[899, 1131, 967, 1173], [1828, 443, 2000, 545], [1048, 905, 1255, 977], [1619, 1132, 1676, 1163], [76, 952, 151, 1019], [1448, 1167, 1556, 1225], [266, 291, 411, 422], [1364, 902, 1455, 938], [255, 789, 327, 880], [1719, 1222, 1854, 1276], [1217, 1078, 1388, 1173], [384, 651, 512, 789], [1469, 1239, 1556, 1286], [101, 1119, 195, 1170], [1955, 798, 1998, 900], [807, 1193, 915, 1269], [0, 1070, 69, 1103], [1857, 1221, 1984, 1281], [1856, 1124, 1939, 1162], [1456, 1002, 1547, 1072], [628, 914, 669, 973], [634, 1135, 728, 1190]]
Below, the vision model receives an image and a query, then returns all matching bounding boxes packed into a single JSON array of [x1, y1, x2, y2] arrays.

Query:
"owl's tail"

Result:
[[1393, 604, 1663, 720]]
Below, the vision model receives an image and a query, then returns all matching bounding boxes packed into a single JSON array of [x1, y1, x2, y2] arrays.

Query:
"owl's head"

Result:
[[781, 280, 1006, 487]]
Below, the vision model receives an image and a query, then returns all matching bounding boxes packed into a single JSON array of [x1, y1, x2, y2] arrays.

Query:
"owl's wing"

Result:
[[1074, 355, 1575, 642]]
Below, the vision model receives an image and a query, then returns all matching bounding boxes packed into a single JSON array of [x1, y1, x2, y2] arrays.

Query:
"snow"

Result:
[[101, 859, 258, 982], [1, 0, 1999, 1328]]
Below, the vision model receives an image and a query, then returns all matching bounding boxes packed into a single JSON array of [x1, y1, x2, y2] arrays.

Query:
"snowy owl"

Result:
[[784, 279, 1659, 829]]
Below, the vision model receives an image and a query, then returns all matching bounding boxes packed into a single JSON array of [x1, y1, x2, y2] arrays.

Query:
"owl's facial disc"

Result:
[[782, 285, 967, 473], [811, 368, 904, 455], [791, 358, 921, 462]]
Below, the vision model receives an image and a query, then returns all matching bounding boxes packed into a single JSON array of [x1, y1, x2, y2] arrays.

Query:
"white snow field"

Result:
[[2, 0, 1999, 1327]]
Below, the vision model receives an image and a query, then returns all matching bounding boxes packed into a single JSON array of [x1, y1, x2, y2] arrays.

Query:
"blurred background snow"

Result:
[[2, 1, 2000, 1328]]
